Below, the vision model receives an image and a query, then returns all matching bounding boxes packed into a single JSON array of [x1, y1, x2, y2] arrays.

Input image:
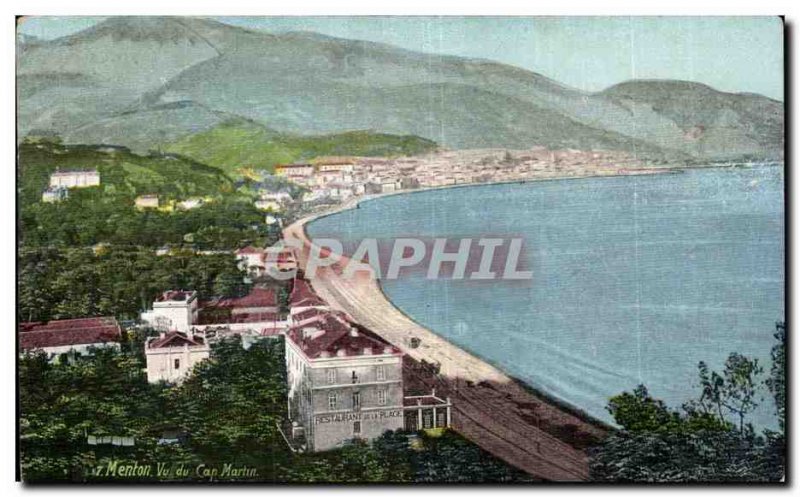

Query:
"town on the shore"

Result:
[[18, 146, 779, 480], [28, 146, 646, 458]]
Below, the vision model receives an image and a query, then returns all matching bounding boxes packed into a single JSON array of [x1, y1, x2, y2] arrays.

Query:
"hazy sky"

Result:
[[18, 16, 784, 100]]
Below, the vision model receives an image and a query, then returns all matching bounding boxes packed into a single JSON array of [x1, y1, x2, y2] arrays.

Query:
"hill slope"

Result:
[[17, 139, 233, 207], [164, 119, 438, 176], [17, 16, 784, 161]]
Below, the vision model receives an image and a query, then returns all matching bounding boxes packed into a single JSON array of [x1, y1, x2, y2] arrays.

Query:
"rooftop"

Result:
[[19, 317, 121, 350], [289, 278, 326, 307], [286, 312, 400, 360], [155, 290, 197, 303], [147, 331, 206, 349], [51, 169, 99, 176], [201, 288, 277, 310]]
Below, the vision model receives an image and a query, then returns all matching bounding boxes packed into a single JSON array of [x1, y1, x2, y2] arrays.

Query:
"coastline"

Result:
[[283, 162, 780, 480]]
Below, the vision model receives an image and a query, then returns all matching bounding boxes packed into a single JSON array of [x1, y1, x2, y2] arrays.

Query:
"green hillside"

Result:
[[18, 138, 234, 207], [164, 120, 438, 176], [17, 138, 275, 250]]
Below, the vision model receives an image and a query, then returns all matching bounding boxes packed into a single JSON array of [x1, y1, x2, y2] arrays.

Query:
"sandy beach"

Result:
[[281, 174, 649, 481]]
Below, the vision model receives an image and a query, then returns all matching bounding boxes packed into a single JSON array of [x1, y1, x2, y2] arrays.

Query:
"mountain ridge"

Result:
[[17, 16, 784, 161]]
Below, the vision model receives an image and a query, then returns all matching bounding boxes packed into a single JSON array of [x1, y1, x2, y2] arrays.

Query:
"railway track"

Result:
[[284, 219, 607, 481]]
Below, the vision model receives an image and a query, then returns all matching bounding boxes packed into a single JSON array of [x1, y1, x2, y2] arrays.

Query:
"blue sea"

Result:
[[307, 166, 785, 429]]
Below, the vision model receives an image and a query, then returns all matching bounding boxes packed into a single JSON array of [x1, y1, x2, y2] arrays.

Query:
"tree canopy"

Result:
[[590, 322, 785, 483]]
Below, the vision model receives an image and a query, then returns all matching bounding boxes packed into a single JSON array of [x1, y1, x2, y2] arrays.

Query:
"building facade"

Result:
[[285, 311, 404, 452], [140, 290, 199, 332], [49, 169, 100, 188], [144, 331, 210, 383]]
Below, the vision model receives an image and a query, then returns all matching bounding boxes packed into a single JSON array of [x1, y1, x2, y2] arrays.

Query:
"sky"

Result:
[[18, 16, 784, 100]]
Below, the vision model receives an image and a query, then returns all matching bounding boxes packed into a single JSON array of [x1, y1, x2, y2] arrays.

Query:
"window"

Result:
[[327, 368, 336, 385], [353, 421, 361, 435], [328, 392, 338, 411], [173, 358, 180, 370], [351, 371, 359, 384], [376, 366, 386, 381], [352, 391, 361, 410], [377, 389, 387, 406]]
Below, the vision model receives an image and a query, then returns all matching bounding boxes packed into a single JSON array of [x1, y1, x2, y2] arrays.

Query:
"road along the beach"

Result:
[[284, 212, 610, 481]]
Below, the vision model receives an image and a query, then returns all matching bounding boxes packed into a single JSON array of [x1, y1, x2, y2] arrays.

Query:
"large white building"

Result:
[[141, 287, 286, 337], [49, 169, 100, 188], [145, 331, 210, 383], [284, 311, 405, 452]]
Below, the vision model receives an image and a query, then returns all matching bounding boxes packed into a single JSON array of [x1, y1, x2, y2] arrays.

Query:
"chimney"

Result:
[[336, 348, 347, 357], [159, 332, 166, 339], [362, 347, 373, 355]]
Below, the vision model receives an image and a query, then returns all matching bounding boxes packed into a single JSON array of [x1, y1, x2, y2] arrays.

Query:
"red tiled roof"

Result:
[[290, 278, 325, 307], [147, 331, 205, 349], [201, 288, 277, 311], [19, 317, 121, 350], [292, 307, 331, 323], [286, 313, 399, 359]]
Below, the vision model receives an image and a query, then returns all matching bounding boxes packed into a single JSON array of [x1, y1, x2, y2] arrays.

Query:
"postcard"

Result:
[[15, 15, 785, 484]]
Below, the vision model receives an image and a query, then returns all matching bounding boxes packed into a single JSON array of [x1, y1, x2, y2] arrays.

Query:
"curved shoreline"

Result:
[[285, 162, 782, 480], [284, 177, 630, 481]]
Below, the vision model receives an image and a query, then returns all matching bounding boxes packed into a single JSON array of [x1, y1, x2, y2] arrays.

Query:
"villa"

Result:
[[49, 169, 100, 189]]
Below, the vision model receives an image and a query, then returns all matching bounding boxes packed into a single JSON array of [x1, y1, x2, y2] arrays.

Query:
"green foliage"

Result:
[[20, 189, 272, 250], [19, 348, 171, 482], [18, 246, 251, 322], [687, 354, 763, 433], [168, 338, 289, 479], [165, 119, 438, 176], [18, 139, 232, 206], [20, 338, 529, 483], [607, 385, 683, 433], [590, 430, 779, 483], [766, 322, 786, 431], [591, 327, 785, 482], [282, 429, 531, 483], [18, 139, 275, 250], [409, 430, 534, 482]]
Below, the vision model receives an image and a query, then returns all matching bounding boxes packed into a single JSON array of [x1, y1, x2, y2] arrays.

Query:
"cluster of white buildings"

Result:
[[275, 149, 642, 204], [19, 272, 452, 453]]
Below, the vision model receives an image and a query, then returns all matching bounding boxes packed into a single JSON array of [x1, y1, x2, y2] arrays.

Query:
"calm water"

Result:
[[307, 167, 785, 428]]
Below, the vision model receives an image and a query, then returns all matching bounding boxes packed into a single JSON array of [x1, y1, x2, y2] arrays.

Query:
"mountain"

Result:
[[17, 16, 784, 161]]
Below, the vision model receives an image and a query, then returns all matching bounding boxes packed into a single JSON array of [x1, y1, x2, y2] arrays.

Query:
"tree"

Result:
[[606, 385, 682, 433], [590, 325, 783, 482], [690, 354, 763, 433], [765, 322, 785, 432]]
